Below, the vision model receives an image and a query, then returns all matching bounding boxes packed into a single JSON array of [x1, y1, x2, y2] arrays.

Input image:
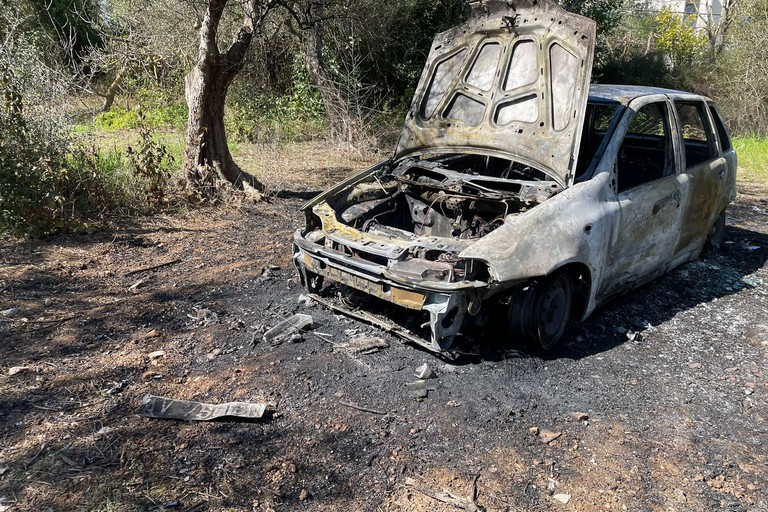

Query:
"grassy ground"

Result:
[[733, 136, 768, 184], [74, 117, 767, 209]]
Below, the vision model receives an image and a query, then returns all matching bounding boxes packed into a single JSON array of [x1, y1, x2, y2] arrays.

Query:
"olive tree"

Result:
[[183, 0, 277, 197]]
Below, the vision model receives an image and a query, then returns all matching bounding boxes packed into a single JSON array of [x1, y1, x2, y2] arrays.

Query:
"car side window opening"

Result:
[[575, 103, 619, 180], [674, 101, 717, 168], [616, 102, 673, 192], [708, 104, 732, 152]]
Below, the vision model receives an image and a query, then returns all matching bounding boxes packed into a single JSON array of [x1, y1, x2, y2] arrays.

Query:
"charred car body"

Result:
[[293, 0, 737, 352]]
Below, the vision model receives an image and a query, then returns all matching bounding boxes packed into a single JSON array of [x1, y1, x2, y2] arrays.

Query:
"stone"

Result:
[[570, 411, 589, 422], [539, 429, 562, 444]]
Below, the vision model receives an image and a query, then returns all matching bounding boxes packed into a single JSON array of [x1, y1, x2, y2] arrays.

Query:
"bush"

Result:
[[226, 57, 327, 144], [1, 73, 179, 237]]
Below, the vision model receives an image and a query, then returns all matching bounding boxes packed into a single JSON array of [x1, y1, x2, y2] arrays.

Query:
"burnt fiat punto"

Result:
[[293, 0, 737, 352]]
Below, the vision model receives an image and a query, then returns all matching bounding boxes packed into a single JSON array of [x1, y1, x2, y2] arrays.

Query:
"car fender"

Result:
[[460, 173, 614, 313]]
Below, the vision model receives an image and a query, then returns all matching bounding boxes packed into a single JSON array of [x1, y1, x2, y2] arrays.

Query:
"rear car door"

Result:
[[673, 99, 731, 255], [600, 97, 685, 298]]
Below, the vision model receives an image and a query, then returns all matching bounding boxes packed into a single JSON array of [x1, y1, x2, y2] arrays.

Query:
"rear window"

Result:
[[708, 104, 732, 152]]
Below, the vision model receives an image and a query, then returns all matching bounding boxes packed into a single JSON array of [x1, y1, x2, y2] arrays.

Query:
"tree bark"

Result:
[[184, 0, 264, 198], [102, 67, 126, 112]]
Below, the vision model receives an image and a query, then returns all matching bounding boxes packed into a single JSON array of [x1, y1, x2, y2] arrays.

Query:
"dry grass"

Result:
[[234, 141, 381, 195]]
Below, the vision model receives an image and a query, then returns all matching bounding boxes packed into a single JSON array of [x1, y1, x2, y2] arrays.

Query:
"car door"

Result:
[[599, 97, 686, 298], [673, 99, 729, 255]]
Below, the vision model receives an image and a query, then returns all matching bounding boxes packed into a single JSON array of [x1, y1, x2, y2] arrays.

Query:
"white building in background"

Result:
[[647, 0, 724, 31]]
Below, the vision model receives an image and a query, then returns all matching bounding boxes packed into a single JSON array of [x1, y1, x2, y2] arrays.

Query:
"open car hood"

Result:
[[395, 0, 595, 187]]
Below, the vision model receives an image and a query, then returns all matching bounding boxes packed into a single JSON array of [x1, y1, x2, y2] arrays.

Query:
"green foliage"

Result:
[[653, 9, 707, 68], [733, 137, 768, 183], [125, 112, 175, 203], [227, 57, 327, 143], [0, 112, 119, 236], [95, 88, 187, 130], [594, 4, 710, 91], [95, 104, 187, 131], [1, 71, 180, 237], [709, 0, 768, 136]]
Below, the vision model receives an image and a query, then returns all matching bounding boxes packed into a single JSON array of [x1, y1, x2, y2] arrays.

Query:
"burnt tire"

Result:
[[531, 273, 573, 352]]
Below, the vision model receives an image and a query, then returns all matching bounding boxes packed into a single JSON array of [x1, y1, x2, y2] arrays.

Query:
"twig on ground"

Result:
[[338, 400, 386, 415], [124, 258, 182, 277], [1, 314, 79, 325], [404, 476, 486, 512], [24, 443, 48, 470]]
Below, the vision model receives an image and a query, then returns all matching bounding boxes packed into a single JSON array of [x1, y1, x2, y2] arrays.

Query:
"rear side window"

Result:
[[708, 104, 732, 152], [674, 101, 717, 167]]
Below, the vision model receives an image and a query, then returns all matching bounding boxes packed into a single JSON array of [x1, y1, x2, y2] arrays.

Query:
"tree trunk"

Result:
[[301, 8, 355, 144], [102, 67, 126, 112], [184, 0, 264, 198]]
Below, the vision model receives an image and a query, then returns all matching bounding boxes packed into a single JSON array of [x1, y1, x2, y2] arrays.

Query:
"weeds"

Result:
[[126, 112, 175, 203]]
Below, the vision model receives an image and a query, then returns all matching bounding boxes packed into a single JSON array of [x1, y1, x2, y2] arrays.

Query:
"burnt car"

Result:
[[293, 0, 737, 352]]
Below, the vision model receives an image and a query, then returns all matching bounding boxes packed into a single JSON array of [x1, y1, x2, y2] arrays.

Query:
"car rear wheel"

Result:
[[531, 273, 573, 351]]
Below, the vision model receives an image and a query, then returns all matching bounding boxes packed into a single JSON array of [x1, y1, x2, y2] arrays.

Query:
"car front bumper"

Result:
[[293, 230, 490, 351]]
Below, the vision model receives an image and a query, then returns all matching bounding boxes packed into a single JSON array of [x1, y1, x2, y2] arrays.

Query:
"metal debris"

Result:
[[414, 363, 435, 380], [138, 395, 268, 421], [263, 313, 313, 344], [405, 380, 429, 399], [335, 336, 390, 354], [307, 294, 426, 347]]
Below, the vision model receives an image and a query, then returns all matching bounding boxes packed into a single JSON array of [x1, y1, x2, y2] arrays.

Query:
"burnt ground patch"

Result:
[[1, 187, 767, 511]]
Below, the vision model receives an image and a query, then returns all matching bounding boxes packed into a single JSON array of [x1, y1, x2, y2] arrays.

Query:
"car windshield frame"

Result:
[[573, 100, 624, 184]]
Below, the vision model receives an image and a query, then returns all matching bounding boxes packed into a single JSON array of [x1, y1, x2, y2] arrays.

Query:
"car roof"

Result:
[[588, 84, 712, 105]]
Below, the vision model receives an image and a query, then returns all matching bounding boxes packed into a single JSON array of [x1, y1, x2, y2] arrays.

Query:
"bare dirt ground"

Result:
[[1, 150, 767, 511]]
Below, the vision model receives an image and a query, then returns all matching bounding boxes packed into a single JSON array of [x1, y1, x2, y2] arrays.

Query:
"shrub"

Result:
[[125, 112, 176, 203], [1, 72, 179, 236]]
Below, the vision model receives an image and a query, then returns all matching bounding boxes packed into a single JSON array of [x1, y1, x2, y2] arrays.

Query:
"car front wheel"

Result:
[[532, 273, 573, 351]]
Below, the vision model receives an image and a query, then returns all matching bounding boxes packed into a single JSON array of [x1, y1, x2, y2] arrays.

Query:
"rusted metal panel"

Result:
[[396, 0, 596, 186]]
